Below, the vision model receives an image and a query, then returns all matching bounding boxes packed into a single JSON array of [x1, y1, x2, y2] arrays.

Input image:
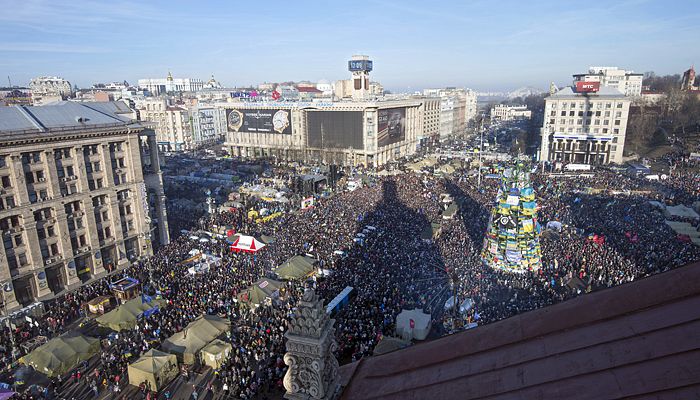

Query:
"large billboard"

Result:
[[306, 111, 364, 150], [377, 107, 406, 147], [226, 108, 292, 134], [575, 81, 600, 93]]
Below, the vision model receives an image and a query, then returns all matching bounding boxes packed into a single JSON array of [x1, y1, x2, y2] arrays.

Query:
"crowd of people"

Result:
[[1, 156, 699, 399]]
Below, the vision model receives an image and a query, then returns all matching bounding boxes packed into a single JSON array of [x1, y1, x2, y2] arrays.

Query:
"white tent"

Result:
[[230, 235, 266, 253], [395, 309, 431, 341]]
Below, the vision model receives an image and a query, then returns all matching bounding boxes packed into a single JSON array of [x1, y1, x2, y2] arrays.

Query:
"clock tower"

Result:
[[348, 55, 373, 100]]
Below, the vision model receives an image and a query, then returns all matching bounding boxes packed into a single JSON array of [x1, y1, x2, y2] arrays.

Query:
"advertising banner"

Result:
[[575, 81, 600, 93], [377, 108, 406, 147], [226, 108, 292, 134]]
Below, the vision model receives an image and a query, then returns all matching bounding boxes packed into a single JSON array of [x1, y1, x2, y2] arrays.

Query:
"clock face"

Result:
[[272, 110, 289, 133], [227, 110, 243, 132]]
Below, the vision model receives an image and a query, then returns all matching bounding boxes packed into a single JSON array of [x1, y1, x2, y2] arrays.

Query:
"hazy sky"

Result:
[[0, 0, 697, 92]]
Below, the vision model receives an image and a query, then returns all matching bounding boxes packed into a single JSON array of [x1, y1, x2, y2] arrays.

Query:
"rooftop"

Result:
[[339, 261, 700, 399], [549, 86, 627, 99], [0, 101, 139, 135]]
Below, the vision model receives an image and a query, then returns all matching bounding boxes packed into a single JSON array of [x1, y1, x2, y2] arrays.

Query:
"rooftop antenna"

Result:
[[7, 76, 12, 87]]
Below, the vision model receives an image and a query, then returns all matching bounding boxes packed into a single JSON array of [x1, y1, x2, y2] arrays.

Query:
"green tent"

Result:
[[421, 223, 442, 240], [273, 255, 317, 280], [127, 349, 178, 391], [442, 204, 459, 220], [96, 297, 165, 331], [237, 278, 283, 306], [161, 315, 230, 364], [260, 235, 276, 244], [200, 339, 233, 369], [20, 331, 100, 377]]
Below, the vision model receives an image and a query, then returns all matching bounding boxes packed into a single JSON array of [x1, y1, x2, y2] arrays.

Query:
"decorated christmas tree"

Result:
[[482, 162, 542, 272]]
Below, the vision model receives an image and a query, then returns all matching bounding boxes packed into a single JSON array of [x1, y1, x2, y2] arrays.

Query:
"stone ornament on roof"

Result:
[[283, 287, 340, 400]]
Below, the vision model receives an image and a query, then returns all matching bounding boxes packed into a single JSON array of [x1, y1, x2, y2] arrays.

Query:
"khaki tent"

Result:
[[273, 255, 317, 280], [260, 235, 276, 244], [20, 331, 100, 377], [200, 339, 233, 369], [442, 204, 459, 220], [127, 349, 178, 391], [161, 315, 230, 364], [96, 297, 164, 331], [237, 278, 283, 306]]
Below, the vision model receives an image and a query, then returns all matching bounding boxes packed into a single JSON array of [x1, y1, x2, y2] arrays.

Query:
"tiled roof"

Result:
[[338, 262, 700, 400]]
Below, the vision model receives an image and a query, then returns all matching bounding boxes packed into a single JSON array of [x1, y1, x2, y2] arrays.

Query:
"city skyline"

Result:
[[0, 0, 698, 92]]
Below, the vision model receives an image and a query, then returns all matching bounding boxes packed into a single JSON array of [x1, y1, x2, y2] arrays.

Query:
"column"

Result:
[[54, 207, 79, 287]]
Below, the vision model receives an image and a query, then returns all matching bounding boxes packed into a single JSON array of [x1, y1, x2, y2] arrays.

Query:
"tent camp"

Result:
[[127, 349, 178, 391], [200, 339, 233, 369], [20, 332, 100, 377], [273, 255, 317, 280], [96, 297, 164, 331], [230, 235, 266, 253], [161, 315, 230, 364], [395, 309, 431, 341], [237, 278, 283, 306]]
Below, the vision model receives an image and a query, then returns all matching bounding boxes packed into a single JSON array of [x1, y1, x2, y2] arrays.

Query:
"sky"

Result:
[[0, 0, 698, 92]]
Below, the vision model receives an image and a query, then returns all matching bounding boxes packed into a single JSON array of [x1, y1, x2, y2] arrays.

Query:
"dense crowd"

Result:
[[2, 158, 699, 399]]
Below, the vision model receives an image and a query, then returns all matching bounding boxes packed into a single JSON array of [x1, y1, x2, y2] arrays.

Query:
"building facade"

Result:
[[540, 86, 630, 165], [490, 104, 532, 121], [681, 66, 698, 91], [572, 67, 643, 97], [223, 99, 423, 167], [137, 72, 204, 95], [421, 97, 441, 148], [29, 76, 73, 106], [423, 88, 475, 140], [191, 106, 226, 147], [0, 101, 169, 311], [135, 98, 192, 151]]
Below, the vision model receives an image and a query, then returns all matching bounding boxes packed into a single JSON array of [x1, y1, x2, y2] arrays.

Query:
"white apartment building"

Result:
[[191, 106, 226, 146], [421, 97, 441, 147], [137, 72, 204, 95], [135, 98, 192, 151], [540, 86, 631, 165], [424, 88, 471, 141], [490, 104, 532, 121], [573, 67, 643, 97], [464, 89, 478, 125], [29, 76, 73, 106]]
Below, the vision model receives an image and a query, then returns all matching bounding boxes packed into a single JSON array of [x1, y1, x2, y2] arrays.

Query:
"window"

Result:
[[577, 119, 583, 125], [604, 119, 609, 125], [603, 128, 609, 134], [594, 119, 600, 125], [613, 128, 620, 134], [560, 111, 566, 116], [560, 119, 566, 124], [549, 119, 555, 124], [616, 111, 622, 118], [569, 111, 575, 116], [595, 111, 601, 116], [613, 137, 618, 143], [614, 120, 621, 126], [578, 111, 584, 117], [1, 176, 10, 188], [617, 103, 623, 108], [605, 102, 612, 109], [25, 172, 35, 184]]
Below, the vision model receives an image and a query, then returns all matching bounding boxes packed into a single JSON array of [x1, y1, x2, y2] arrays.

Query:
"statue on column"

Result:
[[283, 287, 340, 400]]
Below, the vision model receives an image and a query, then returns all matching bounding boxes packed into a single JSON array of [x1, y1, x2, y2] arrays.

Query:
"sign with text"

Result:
[[575, 81, 600, 93]]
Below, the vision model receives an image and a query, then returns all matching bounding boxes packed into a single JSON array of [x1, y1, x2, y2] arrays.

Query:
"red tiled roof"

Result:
[[339, 262, 700, 399], [296, 86, 323, 93]]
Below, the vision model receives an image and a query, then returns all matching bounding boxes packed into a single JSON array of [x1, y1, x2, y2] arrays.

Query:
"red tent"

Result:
[[230, 235, 266, 253]]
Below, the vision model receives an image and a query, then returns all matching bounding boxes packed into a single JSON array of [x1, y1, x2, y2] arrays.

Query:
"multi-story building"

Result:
[[424, 88, 471, 141], [29, 76, 73, 106], [421, 97, 441, 148], [490, 104, 532, 121], [191, 106, 226, 146], [135, 98, 192, 151], [0, 101, 169, 311], [464, 89, 478, 126], [137, 72, 204, 95], [681, 66, 698, 91], [540, 85, 631, 165], [572, 67, 643, 97], [223, 98, 424, 167]]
